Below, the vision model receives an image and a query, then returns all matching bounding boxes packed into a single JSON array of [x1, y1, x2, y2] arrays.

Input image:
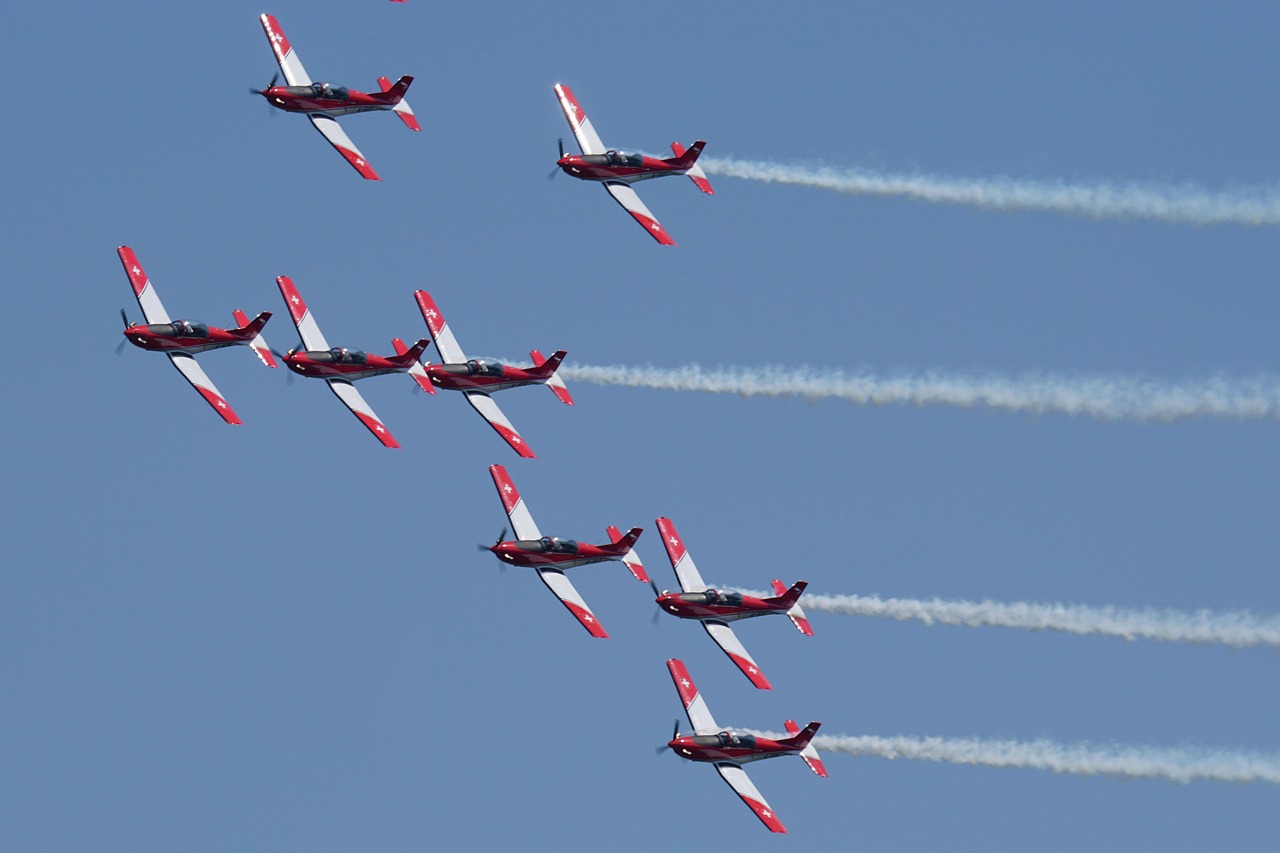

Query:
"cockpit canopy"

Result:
[[540, 536, 579, 554], [579, 150, 645, 168], [689, 732, 757, 749], [310, 82, 350, 100], [157, 320, 209, 338], [677, 589, 744, 607], [307, 347, 368, 364], [468, 359, 504, 377]]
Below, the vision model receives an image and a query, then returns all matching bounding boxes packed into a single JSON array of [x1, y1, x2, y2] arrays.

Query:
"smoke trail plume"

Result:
[[764, 734, 1280, 785], [735, 589, 1280, 648], [553, 362, 1280, 423], [699, 157, 1280, 227]]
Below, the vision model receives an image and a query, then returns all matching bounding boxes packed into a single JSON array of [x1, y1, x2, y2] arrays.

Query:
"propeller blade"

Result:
[[114, 337, 127, 356], [558, 138, 565, 159], [672, 718, 681, 741], [120, 308, 130, 329], [495, 526, 508, 546], [654, 744, 669, 756], [649, 580, 661, 598], [546, 166, 560, 181]]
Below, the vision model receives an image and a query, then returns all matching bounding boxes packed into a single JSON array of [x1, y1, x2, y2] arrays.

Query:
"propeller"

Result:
[[656, 718, 681, 755], [119, 308, 131, 329], [477, 526, 508, 552], [546, 138, 566, 180], [649, 580, 664, 625], [251, 73, 280, 115]]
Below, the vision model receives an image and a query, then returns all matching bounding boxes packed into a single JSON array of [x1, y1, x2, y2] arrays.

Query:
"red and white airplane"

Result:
[[665, 659, 826, 834], [653, 517, 812, 690], [398, 290, 572, 459], [552, 83, 713, 245], [275, 276, 430, 448], [117, 246, 277, 425], [484, 464, 647, 638], [257, 14, 419, 180]]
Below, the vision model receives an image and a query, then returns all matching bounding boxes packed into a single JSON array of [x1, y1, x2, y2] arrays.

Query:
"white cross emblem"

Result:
[[511, 435, 522, 444], [680, 678, 690, 688], [650, 223, 660, 231], [270, 31, 283, 45], [216, 400, 227, 409], [503, 483, 512, 493], [668, 535, 679, 548], [131, 265, 140, 275], [748, 666, 758, 674], [762, 810, 772, 818], [424, 309, 438, 320], [355, 157, 365, 166], [375, 425, 385, 433], [584, 614, 595, 623], [290, 294, 300, 304]]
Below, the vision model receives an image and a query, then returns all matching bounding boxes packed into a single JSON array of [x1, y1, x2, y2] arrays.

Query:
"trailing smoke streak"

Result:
[[734, 589, 1280, 648], [699, 157, 1280, 227], [749, 734, 1280, 785], [553, 362, 1280, 423]]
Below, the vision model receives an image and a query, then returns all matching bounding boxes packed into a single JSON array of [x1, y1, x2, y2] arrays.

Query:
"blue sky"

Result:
[[3, 1, 1280, 850]]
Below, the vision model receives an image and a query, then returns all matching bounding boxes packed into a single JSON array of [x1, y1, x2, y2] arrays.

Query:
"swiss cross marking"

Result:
[[503, 483, 512, 493]]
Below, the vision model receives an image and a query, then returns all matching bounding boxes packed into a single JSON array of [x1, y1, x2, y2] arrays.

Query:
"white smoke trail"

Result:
[[699, 156, 1280, 227], [734, 589, 1280, 648], [553, 362, 1280, 423], [771, 734, 1280, 785]]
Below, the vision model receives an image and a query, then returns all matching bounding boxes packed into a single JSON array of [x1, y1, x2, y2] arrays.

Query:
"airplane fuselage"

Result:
[[489, 538, 624, 569], [124, 323, 249, 355], [426, 362, 548, 393], [657, 591, 786, 623], [284, 349, 406, 381], [668, 732, 797, 765], [261, 85, 391, 117], [556, 153, 687, 185]]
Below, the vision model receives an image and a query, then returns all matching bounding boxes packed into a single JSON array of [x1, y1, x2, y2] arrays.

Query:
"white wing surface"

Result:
[[117, 246, 170, 324], [413, 291, 467, 364], [464, 392, 535, 459], [655, 517, 708, 592], [603, 183, 675, 245], [308, 116, 381, 181], [489, 464, 542, 540], [536, 568, 609, 638], [715, 764, 787, 833], [167, 353, 241, 425], [326, 379, 399, 448], [259, 14, 311, 86], [702, 621, 771, 690], [553, 83, 605, 155], [666, 659, 719, 734], [275, 276, 330, 351]]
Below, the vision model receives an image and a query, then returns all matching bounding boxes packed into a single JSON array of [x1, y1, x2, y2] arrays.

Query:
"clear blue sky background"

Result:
[[3, 2, 1279, 850]]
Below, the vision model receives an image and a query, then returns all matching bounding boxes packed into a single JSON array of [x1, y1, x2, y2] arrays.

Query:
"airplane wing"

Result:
[[464, 391, 535, 459], [167, 352, 242, 425], [326, 379, 399, 448], [233, 309, 278, 369], [606, 525, 649, 582], [259, 14, 311, 86], [117, 246, 170, 324], [666, 659, 719, 734], [603, 183, 675, 245], [701, 621, 772, 690], [489, 464, 541, 540], [308, 115, 381, 181], [772, 579, 814, 636], [413, 291, 467, 363], [392, 337, 434, 394], [655, 517, 708, 592], [714, 764, 787, 834], [275, 276, 330, 351], [553, 83, 605, 155], [535, 568, 609, 638]]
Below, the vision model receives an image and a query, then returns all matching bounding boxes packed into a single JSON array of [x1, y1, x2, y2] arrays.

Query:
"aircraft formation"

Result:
[[118, 10, 817, 835]]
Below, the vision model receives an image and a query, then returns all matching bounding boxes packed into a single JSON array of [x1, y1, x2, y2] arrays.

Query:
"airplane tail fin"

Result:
[[393, 337, 435, 393], [783, 720, 828, 777], [378, 75, 421, 131], [669, 141, 714, 194], [606, 525, 649, 582], [770, 579, 814, 636], [602, 527, 644, 558], [530, 349, 574, 405], [232, 310, 278, 368]]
